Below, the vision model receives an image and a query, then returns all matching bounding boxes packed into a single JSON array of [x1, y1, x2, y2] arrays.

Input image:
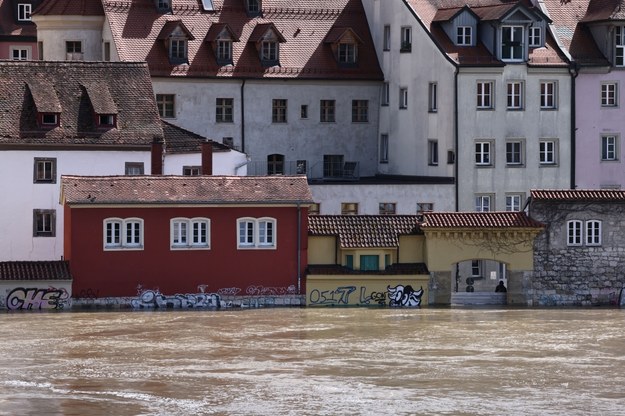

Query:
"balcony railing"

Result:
[[246, 160, 360, 181]]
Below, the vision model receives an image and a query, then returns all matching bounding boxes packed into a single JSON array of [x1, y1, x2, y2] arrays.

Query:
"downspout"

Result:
[[240, 79, 246, 153], [454, 66, 459, 211], [569, 64, 578, 189], [297, 203, 302, 294]]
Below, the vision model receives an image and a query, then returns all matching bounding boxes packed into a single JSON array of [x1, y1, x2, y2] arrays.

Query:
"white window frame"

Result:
[[539, 140, 557, 165], [428, 82, 437, 112], [505, 194, 523, 212], [616, 26, 624, 67], [507, 81, 524, 110], [540, 81, 557, 109], [457, 26, 472, 46], [399, 87, 408, 109], [475, 195, 492, 212], [601, 135, 618, 161], [586, 220, 602, 246], [428, 140, 438, 166], [380, 134, 389, 163], [383, 25, 391, 51], [237, 217, 276, 249], [567, 220, 583, 246], [171, 217, 210, 249], [338, 43, 357, 64], [471, 260, 482, 277], [216, 39, 233, 62], [104, 218, 144, 250], [156, 94, 175, 118], [381, 82, 390, 106], [400, 26, 412, 52], [506, 140, 524, 166], [529, 27, 541, 47], [11, 47, 29, 60], [601, 82, 618, 107], [501, 25, 524, 62], [379, 202, 396, 215], [477, 81, 494, 109], [170, 39, 187, 60], [261, 40, 278, 62], [18, 3, 32, 21], [475, 141, 492, 166]]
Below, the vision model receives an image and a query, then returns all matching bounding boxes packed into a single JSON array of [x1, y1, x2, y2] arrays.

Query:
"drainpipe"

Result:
[[454, 66, 459, 211], [297, 203, 302, 294], [240, 79, 246, 153], [569, 64, 578, 189]]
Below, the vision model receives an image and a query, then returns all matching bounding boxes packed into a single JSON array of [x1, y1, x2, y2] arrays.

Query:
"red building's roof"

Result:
[[0, 261, 72, 281], [531, 189, 625, 202], [33, 0, 104, 16], [61, 175, 314, 205]]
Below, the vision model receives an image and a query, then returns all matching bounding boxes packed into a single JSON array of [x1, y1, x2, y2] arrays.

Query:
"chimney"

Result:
[[201, 139, 213, 175], [151, 137, 163, 175]]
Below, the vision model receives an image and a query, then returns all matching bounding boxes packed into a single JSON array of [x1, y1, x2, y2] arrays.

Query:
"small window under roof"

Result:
[[201, 0, 214, 11]]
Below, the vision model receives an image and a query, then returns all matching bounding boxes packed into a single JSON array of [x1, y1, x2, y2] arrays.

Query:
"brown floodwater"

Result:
[[1, 307, 624, 415]]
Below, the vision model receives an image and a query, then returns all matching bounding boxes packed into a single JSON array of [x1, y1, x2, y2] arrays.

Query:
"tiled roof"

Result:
[[161, 120, 231, 154], [542, 0, 611, 65], [581, 0, 625, 22], [420, 212, 545, 229], [308, 215, 422, 248], [0, 61, 163, 147], [406, 0, 568, 66], [0, 261, 72, 281], [531, 189, 625, 202], [33, 0, 104, 16], [307, 263, 429, 275], [61, 175, 313, 205], [103, 0, 383, 79]]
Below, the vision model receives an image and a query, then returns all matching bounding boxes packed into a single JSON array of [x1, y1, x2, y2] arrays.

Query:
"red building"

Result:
[[61, 175, 312, 300]]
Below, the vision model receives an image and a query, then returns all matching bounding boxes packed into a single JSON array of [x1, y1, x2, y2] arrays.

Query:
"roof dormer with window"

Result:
[[155, 0, 171, 14], [493, 5, 548, 62], [205, 23, 239, 66], [248, 23, 285, 67], [27, 81, 62, 130], [245, 0, 262, 17], [83, 83, 118, 130], [324, 27, 363, 66], [434, 6, 479, 47], [157, 20, 195, 65]]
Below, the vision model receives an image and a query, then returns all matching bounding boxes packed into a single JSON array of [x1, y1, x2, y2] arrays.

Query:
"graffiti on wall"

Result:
[[308, 284, 423, 307], [131, 289, 221, 309], [5, 287, 71, 310], [246, 285, 297, 296]]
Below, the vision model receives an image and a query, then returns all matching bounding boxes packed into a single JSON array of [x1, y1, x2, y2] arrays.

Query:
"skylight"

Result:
[[201, 0, 214, 11]]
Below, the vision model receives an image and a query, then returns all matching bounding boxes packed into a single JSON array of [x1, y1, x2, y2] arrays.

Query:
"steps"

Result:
[[451, 292, 507, 306]]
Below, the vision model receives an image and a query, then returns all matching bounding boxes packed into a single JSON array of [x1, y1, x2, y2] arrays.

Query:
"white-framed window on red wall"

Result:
[[171, 217, 210, 249], [104, 217, 144, 250], [237, 217, 276, 249]]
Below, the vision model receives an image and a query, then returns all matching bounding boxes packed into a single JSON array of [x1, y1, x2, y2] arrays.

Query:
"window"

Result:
[[616, 26, 624, 67], [183, 166, 201, 176], [11, 47, 29, 60], [309, 203, 320, 215], [341, 203, 359, 215], [261, 41, 278, 63], [601, 83, 618, 107], [216, 98, 234, 123], [170, 39, 188, 61], [351, 100, 368, 122], [157, 0, 170, 11], [323, 154, 343, 177], [171, 218, 210, 249], [400, 26, 412, 52], [296, 160, 307, 174], [383, 25, 391, 51], [457, 26, 472, 46], [104, 42, 111, 61], [507, 82, 523, 110], [539, 140, 557, 165], [540, 81, 557, 109], [18, 3, 32, 21], [66, 41, 83, 60], [33, 210, 55, 237], [417, 203, 434, 214], [41, 113, 59, 126], [471, 260, 482, 277], [567, 220, 582, 246], [505, 194, 523, 211], [380, 134, 389, 163], [475, 141, 492, 166], [477, 81, 494, 109], [156, 94, 175, 118], [586, 220, 602, 246], [601, 135, 618, 161], [379, 203, 396, 215], [216, 40, 233, 63], [399, 87, 408, 109], [272, 99, 287, 123], [501, 26, 524, 61], [320, 100, 335, 122], [98, 114, 116, 127], [360, 255, 379, 271], [300, 105, 308, 119], [267, 154, 284, 175], [428, 140, 438, 165], [475, 195, 492, 212], [237, 217, 276, 249], [338, 43, 357, 64], [246, 0, 260, 15], [346, 254, 354, 269], [381, 82, 390, 106], [506, 140, 523, 166], [529, 27, 541, 47], [104, 218, 143, 249], [125, 162, 144, 175], [428, 82, 437, 112], [34, 158, 56, 183]]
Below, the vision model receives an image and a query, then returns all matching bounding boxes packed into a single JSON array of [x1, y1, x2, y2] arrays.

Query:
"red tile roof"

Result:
[[581, 0, 625, 22], [420, 212, 545, 229], [61, 175, 313, 205], [103, 0, 383, 79], [308, 215, 422, 248], [33, 0, 104, 16], [531, 189, 625, 202], [0, 261, 72, 281]]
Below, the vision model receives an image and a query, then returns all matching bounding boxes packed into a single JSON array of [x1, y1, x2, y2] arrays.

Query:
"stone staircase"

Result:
[[451, 292, 507, 306]]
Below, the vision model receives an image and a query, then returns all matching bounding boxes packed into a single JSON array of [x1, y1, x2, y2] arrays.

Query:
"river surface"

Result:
[[1, 307, 624, 416]]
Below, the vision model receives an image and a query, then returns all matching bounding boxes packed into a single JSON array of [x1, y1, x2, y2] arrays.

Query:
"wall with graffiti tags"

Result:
[[0, 281, 72, 310], [305, 275, 430, 307]]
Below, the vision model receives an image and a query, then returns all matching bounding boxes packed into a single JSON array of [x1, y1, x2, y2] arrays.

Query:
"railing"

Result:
[[246, 160, 359, 180]]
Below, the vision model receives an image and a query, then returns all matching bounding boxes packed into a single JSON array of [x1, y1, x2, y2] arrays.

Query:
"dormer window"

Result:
[[616, 26, 624, 67], [98, 114, 116, 127], [217, 40, 232, 62], [18, 3, 32, 21], [41, 113, 59, 127], [501, 26, 524, 61], [529, 26, 541, 47], [246, 0, 261, 16], [156, 0, 171, 12], [170, 39, 187, 60], [83, 83, 119, 129], [457, 26, 472, 46], [338, 43, 357, 64], [206, 24, 239, 66], [158, 21, 195, 65], [261, 40, 277, 62], [249, 23, 285, 67], [324, 27, 363, 66]]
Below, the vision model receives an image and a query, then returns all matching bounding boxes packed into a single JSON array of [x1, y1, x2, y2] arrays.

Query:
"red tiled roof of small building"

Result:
[[61, 175, 313, 205], [531, 189, 625, 202], [420, 211, 545, 228], [0, 61, 163, 147], [33, 0, 104, 16], [308, 215, 422, 248], [0, 261, 72, 281], [103, 0, 383, 79]]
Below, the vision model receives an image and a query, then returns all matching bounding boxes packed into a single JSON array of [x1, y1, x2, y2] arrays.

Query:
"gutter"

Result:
[[454, 66, 459, 212], [240, 79, 246, 153], [570, 64, 578, 189], [297, 203, 302, 294]]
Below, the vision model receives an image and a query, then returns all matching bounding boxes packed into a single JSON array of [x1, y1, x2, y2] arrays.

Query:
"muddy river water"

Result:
[[1, 307, 624, 415]]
